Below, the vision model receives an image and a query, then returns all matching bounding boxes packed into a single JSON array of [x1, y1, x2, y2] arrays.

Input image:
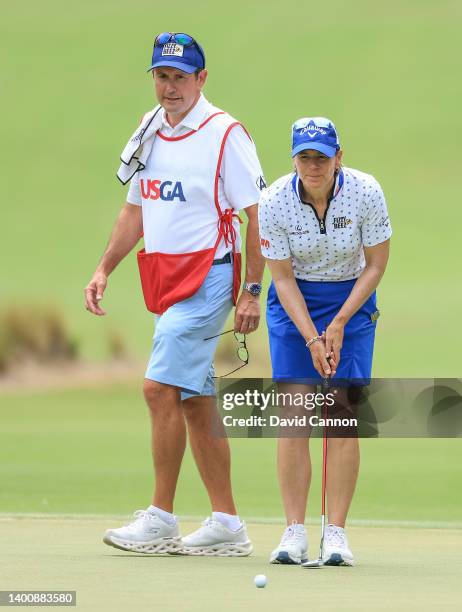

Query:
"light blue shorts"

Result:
[[145, 263, 233, 400]]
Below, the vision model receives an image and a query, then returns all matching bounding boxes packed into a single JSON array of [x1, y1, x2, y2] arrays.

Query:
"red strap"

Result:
[[213, 122, 252, 251], [216, 208, 243, 251]]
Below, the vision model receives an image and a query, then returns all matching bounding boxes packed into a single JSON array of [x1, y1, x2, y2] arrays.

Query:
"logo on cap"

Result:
[[300, 120, 327, 138], [162, 43, 184, 57]]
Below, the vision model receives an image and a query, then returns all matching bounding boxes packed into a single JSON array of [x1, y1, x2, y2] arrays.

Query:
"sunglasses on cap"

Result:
[[155, 32, 196, 46], [154, 32, 205, 68]]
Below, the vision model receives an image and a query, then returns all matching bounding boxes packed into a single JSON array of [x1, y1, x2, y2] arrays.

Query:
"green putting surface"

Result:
[[1, 518, 461, 612]]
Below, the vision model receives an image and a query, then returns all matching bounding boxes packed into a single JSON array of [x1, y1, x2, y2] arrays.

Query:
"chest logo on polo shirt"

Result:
[[289, 224, 310, 236], [333, 216, 353, 229], [140, 179, 186, 202]]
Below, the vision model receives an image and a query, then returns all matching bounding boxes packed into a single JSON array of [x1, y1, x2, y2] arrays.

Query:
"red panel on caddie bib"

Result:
[[137, 247, 216, 314]]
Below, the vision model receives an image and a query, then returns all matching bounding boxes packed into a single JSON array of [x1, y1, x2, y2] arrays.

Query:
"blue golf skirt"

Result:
[[266, 278, 379, 383]]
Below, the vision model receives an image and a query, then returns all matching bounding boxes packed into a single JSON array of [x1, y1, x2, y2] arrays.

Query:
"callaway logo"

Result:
[[299, 121, 327, 138], [162, 43, 184, 57], [141, 179, 186, 202]]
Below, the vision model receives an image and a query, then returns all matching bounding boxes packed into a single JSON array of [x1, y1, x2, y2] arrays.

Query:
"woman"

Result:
[[258, 117, 391, 566]]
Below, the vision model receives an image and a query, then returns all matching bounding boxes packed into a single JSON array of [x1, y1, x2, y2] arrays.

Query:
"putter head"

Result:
[[301, 558, 324, 568]]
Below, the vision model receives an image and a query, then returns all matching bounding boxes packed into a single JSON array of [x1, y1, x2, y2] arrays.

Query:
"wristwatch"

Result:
[[243, 282, 262, 297]]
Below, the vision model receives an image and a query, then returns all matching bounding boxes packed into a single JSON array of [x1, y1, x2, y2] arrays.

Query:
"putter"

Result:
[[302, 377, 329, 569]]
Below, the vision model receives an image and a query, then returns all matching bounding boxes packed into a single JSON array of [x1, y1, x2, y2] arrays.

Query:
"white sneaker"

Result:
[[270, 523, 308, 564], [322, 524, 355, 566], [103, 508, 182, 554], [181, 517, 252, 556]]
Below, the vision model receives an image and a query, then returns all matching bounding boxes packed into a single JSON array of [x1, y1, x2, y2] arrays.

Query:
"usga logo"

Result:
[[140, 179, 186, 202]]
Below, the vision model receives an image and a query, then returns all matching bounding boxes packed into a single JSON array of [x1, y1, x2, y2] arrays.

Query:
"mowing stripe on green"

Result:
[[1, 513, 461, 530]]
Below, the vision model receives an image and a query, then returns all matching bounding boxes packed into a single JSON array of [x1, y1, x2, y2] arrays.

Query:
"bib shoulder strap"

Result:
[[157, 111, 225, 141], [213, 120, 252, 215]]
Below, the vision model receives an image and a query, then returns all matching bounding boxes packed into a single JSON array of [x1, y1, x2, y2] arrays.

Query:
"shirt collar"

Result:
[[161, 93, 211, 132], [292, 167, 344, 202]]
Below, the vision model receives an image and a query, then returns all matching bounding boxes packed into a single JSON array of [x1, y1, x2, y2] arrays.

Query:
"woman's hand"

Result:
[[308, 339, 333, 378], [323, 320, 345, 375]]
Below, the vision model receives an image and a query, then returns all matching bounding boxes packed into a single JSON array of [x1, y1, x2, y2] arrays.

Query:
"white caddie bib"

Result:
[[139, 111, 245, 257], [136, 109, 250, 314]]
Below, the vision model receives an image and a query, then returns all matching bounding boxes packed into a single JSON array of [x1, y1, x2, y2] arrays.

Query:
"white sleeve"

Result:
[[220, 125, 266, 211], [126, 175, 142, 206], [361, 180, 392, 247], [258, 191, 291, 260]]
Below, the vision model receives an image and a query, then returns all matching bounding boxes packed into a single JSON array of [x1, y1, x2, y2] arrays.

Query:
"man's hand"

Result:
[[84, 271, 108, 316], [83, 203, 143, 317], [234, 292, 260, 334]]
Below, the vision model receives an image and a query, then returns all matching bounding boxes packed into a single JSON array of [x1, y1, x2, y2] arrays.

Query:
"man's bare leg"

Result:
[[144, 379, 186, 513], [183, 395, 236, 514]]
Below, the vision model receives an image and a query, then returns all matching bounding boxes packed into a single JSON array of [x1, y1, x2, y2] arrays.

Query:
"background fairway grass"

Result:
[[1, 384, 461, 522], [2, 0, 461, 373]]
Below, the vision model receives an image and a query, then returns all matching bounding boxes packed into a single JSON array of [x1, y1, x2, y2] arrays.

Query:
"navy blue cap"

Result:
[[292, 117, 340, 158], [147, 36, 205, 73]]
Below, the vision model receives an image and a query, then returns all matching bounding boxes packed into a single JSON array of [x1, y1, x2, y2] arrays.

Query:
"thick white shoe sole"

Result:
[[103, 533, 183, 554], [270, 550, 308, 565], [180, 541, 253, 557]]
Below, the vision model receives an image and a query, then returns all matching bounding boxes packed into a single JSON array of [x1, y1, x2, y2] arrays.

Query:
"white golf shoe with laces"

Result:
[[322, 524, 355, 566], [270, 523, 308, 564], [181, 517, 252, 556], [103, 508, 182, 554]]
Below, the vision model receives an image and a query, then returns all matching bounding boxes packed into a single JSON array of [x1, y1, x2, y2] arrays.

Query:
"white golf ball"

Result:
[[254, 574, 267, 588]]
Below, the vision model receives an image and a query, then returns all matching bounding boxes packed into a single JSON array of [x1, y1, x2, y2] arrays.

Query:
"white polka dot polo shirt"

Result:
[[258, 167, 392, 281]]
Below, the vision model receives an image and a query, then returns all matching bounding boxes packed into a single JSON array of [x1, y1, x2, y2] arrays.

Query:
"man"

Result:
[[84, 32, 265, 556]]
